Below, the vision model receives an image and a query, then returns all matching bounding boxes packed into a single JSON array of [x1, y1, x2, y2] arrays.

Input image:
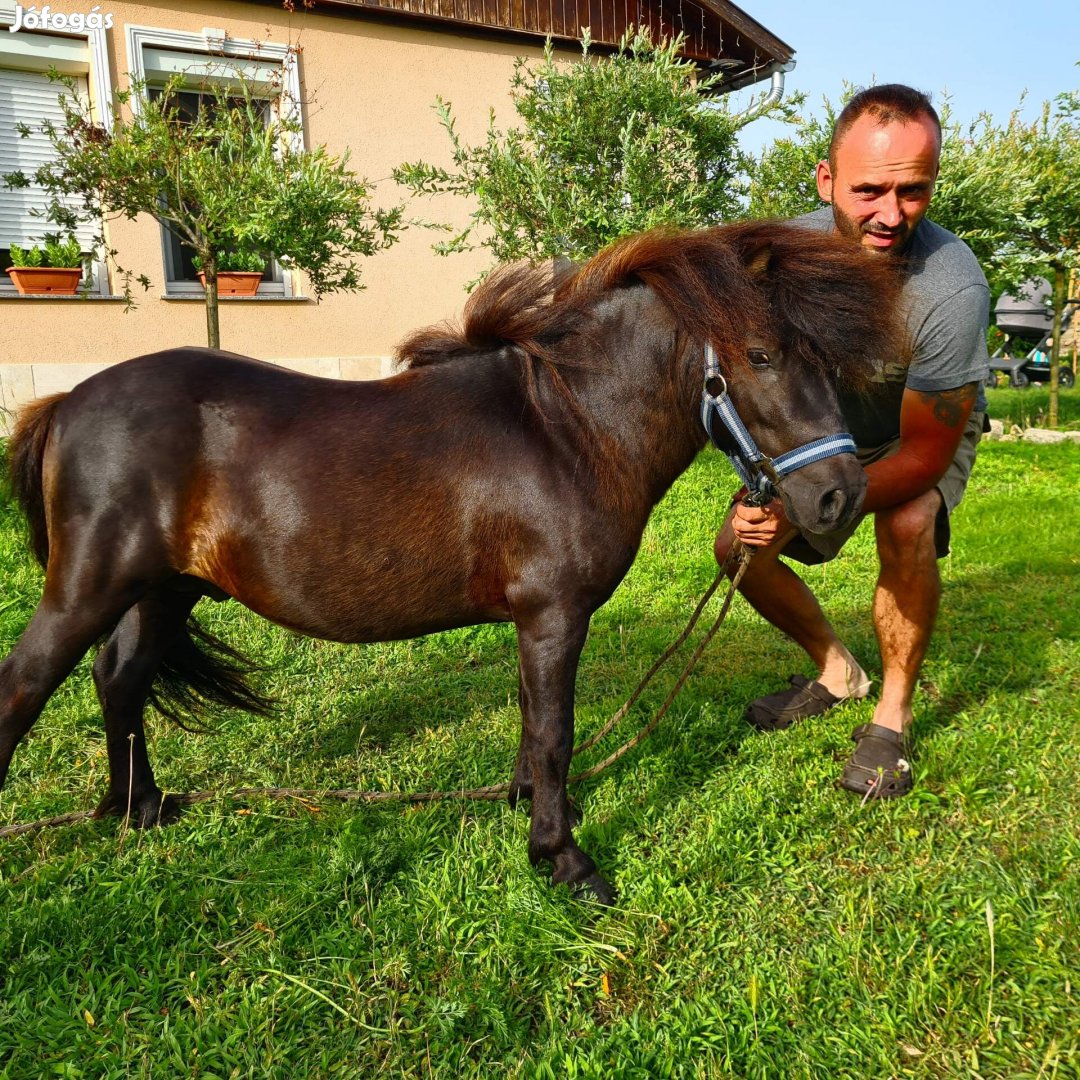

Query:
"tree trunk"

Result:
[[1049, 263, 1065, 430], [204, 267, 221, 350], [1072, 267, 1079, 381]]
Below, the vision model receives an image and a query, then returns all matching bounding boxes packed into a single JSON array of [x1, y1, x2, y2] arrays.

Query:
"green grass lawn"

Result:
[[1, 428, 1077, 1078], [985, 383, 1080, 430]]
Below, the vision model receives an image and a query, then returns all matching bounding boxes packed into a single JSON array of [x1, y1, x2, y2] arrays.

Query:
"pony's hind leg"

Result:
[[0, 591, 138, 795], [91, 588, 201, 827]]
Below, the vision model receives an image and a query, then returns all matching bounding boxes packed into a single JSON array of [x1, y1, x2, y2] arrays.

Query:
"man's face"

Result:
[[815, 113, 940, 255]]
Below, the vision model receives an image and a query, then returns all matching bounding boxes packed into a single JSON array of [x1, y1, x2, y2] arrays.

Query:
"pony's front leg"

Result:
[[508, 699, 583, 827], [515, 606, 613, 905]]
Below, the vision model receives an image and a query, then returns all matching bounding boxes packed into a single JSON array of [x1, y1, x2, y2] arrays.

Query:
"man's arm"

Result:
[[730, 381, 979, 545], [859, 381, 978, 513]]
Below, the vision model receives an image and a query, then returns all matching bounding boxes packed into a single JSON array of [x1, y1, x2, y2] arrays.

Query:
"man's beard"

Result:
[[831, 204, 912, 255]]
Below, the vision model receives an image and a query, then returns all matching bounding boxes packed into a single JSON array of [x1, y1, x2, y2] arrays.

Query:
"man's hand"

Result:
[[731, 497, 791, 547]]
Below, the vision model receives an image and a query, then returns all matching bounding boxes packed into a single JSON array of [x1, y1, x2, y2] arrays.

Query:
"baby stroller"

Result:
[[988, 277, 1077, 388]]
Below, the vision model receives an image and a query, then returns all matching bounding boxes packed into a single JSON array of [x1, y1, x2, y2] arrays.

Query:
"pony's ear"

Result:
[[745, 243, 773, 278]]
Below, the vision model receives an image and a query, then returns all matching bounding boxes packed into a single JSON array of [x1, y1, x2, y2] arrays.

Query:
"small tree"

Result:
[[5, 68, 403, 348], [981, 92, 1080, 426], [743, 96, 836, 221], [927, 111, 1042, 300], [394, 28, 780, 266]]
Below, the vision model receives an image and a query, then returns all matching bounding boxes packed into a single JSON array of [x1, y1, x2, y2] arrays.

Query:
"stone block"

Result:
[[0, 363, 37, 433], [340, 356, 391, 381], [1022, 428, 1069, 444], [269, 357, 342, 380], [31, 363, 111, 398]]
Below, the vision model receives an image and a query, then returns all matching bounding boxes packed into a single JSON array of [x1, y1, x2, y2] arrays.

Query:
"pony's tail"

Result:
[[6, 393, 68, 569], [149, 617, 276, 730]]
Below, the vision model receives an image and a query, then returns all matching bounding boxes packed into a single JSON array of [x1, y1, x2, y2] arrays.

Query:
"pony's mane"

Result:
[[396, 258, 589, 371], [396, 222, 907, 392]]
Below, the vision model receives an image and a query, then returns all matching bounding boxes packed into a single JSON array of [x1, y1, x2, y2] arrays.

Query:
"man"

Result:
[[713, 84, 989, 798]]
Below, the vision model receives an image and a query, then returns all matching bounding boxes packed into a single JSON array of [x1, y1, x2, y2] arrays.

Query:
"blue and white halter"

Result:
[[699, 344, 857, 506]]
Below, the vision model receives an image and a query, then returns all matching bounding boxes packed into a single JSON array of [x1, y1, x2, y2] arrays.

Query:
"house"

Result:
[[0, 0, 793, 421]]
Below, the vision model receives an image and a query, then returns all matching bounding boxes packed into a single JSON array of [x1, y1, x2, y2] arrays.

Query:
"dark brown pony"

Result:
[[0, 222, 904, 902]]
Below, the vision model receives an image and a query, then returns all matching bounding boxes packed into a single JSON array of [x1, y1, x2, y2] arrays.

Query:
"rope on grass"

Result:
[[0, 546, 752, 841]]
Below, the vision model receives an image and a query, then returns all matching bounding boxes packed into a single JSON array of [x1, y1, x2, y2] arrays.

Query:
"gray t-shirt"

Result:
[[798, 207, 990, 447]]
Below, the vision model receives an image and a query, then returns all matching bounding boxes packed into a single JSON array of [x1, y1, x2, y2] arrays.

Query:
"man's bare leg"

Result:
[[868, 490, 943, 734], [715, 517, 869, 699]]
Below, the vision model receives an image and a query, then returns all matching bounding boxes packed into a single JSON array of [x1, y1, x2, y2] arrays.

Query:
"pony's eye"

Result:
[[747, 349, 771, 368]]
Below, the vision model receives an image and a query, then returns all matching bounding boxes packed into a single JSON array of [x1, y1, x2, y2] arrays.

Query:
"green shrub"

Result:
[[9, 236, 83, 268], [192, 248, 267, 273], [8, 242, 43, 267]]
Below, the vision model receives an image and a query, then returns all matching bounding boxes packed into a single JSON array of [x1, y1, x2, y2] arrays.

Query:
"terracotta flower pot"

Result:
[[5, 266, 83, 295], [198, 271, 263, 296]]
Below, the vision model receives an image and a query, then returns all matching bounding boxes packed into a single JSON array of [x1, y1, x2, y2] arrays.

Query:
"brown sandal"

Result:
[[744, 675, 842, 731], [838, 723, 912, 800]]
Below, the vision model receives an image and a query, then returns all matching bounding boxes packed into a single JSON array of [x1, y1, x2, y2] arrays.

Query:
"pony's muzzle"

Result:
[[781, 456, 867, 535]]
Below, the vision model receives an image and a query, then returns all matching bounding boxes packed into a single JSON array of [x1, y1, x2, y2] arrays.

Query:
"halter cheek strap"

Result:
[[699, 344, 857, 503]]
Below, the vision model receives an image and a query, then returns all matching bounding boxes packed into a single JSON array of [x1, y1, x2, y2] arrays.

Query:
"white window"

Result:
[[126, 26, 302, 297], [0, 9, 113, 295]]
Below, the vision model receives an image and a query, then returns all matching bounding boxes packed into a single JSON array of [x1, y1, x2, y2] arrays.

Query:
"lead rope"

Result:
[[0, 545, 753, 841]]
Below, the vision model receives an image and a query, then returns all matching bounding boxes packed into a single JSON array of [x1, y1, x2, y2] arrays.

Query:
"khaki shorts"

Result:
[[782, 410, 985, 566]]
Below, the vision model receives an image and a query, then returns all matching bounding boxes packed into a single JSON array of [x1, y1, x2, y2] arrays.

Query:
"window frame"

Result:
[[125, 25, 303, 299]]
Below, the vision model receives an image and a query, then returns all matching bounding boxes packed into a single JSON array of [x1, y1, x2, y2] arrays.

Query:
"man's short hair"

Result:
[[828, 84, 941, 166]]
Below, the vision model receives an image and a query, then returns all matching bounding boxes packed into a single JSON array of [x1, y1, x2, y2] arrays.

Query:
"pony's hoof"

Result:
[[94, 790, 182, 828], [138, 793, 182, 828], [571, 871, 616, 907]]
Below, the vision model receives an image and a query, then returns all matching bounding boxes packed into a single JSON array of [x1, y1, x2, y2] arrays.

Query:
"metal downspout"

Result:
[[736, 62, 796, 123]]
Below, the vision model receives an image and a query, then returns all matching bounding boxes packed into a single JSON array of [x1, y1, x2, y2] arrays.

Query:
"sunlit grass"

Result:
[[985, 383, 1080, 430], [1, 438, 1077, 1078]]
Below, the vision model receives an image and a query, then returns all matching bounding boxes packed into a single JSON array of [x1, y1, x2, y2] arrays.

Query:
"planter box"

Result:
[[5, 266, 84, 295], [198, 271, 263, 296]]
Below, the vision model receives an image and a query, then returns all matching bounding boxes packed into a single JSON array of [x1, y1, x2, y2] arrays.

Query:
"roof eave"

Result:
[[696, 0, 794, 65]]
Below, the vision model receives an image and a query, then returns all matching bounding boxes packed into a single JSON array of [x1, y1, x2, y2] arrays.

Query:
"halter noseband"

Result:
[[699, 344, 857, 506]]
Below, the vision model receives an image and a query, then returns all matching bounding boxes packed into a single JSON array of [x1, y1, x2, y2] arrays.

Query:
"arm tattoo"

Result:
[[918, 383, 978, 427]]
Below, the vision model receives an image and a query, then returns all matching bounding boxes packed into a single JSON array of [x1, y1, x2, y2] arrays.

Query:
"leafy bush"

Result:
[[8, 235, 82, 268], [7, 243, 43, 268], [43, 235, 83, 268], [193, 248, 267, 274], [395, 28, 768, 266]]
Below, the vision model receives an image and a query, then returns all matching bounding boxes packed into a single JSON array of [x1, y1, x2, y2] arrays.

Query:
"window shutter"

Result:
[[0, 66, 98, 252]]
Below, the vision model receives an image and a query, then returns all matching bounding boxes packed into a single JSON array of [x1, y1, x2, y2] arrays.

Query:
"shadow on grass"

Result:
[[85, 543, 1080, 788], [4, 515, 1075, 885]]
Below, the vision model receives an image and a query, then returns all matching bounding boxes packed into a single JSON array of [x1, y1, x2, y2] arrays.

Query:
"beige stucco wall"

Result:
[[1, 0, 555, 422]]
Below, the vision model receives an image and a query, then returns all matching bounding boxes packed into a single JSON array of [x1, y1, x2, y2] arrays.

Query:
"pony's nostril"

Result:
[[819, 487, 849, 525]]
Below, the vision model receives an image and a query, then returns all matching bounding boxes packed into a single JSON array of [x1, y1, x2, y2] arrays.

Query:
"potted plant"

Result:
[[194, 247, 268, 297], [5, 235, 85, 295]]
